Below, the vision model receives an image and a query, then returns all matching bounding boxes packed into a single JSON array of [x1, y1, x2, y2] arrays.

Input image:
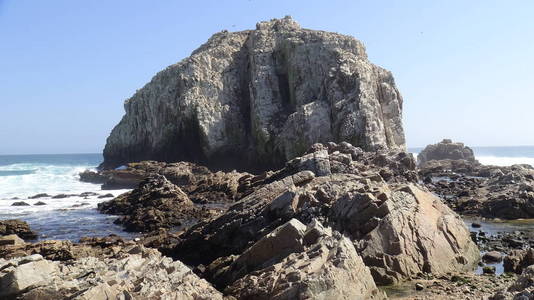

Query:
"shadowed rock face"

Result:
[[102, 16, 405, 171]]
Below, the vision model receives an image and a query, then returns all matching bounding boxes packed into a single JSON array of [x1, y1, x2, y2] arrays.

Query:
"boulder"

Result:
[[490, 265, 534, 299], [78, 169, 108, 184], [97, 174, 216, 232], [0, 220, 38, 240], [483, 251, 504, 263], [418, 139, 477, 165], [101, 16, 405, 172], [504, 249, 534, 274], [0, 235, 25, 247], [224, 219, 385, 299], [0, 255, 58, 298]]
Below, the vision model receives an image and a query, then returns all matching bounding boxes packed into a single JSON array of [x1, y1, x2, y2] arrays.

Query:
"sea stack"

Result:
[[102, 16, 405, 171]]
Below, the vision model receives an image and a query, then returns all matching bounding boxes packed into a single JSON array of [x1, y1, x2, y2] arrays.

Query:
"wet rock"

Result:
[[472, 222, 482, 228], [28, 193, 49, 199], [483, 266, 497, 274], [51, 194, 72, 199], [33, 201, 46, 206], [0, 220, 37, 240], [97, 193, 114, 199], [415, 283, 424, 290], [98, 174, 215, 232], [484, 251, 504, 263], [78, 192, 99, 197], [78, 169, 108, 184], [11, 201, 30, 206]]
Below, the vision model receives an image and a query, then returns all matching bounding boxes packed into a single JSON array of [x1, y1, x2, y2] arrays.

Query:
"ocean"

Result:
[[1, 147, 533, 241], [0, 153, 133, 240]]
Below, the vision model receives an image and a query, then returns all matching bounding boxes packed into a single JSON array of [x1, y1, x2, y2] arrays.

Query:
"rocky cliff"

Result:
[[102, 16, 405, 171]]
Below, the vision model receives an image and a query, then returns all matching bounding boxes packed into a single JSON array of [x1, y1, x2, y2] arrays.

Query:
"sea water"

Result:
[[0, 154, 135, 240]]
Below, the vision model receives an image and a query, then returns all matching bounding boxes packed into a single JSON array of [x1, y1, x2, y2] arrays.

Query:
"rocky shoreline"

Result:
[[2, 17, 533, 299], [2, 140, 532, 299]]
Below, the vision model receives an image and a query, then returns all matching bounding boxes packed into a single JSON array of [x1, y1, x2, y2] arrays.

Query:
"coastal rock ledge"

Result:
[[102, 16, 405, 171]]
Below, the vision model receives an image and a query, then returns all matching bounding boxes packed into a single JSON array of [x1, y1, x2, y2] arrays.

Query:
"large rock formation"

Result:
[[102, 16, 405, 171], [173, 142, 479, 287], [417, 139, 477, 166]]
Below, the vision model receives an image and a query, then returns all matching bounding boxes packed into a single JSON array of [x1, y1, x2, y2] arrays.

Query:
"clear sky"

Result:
[[1, 0, 533, 154]]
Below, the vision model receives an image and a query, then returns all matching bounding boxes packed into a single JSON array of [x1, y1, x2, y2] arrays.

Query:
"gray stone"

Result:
[[102, 16, 405, 171]]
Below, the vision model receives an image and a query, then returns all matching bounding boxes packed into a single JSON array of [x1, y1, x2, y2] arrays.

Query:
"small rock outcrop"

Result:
[[0, 220, 37, 240], [98, 175, 217, 232], [417, 139, 477, 166], [102, 16, 405, 171]]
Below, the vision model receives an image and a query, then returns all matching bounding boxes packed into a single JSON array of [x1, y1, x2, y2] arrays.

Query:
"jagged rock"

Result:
[[101, 16, 405, 172], [484, 251, 504, 263], [0, 235, 25, 247], [78, 169, 108, 184], [97, 193, 114, 199], [0, 220, 38, 240], [490, 265, 534, 299], [28, 193, 49, 199], [504, 249, 534, 274], [421, 163, 534, 219], [0, 255, 59, 298], [98, 174, 216, 232], [173, 143, 478, 285], [11, 201, 30, 206], [0, 246, 223, 300], [418, 139, 477, 165], [0, 236, 127, 261], [223, 219, 385, 299]]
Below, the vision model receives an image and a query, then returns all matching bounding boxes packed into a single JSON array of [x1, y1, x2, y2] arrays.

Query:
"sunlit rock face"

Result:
[[102, 16, 405, 171]]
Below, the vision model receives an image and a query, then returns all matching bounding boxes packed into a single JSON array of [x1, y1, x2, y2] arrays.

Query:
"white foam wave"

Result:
[[476, 156, 534, 167], [0, 162, 129, 215]]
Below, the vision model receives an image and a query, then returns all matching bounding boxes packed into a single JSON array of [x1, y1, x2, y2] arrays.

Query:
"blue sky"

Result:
[[0, 0, 533, 154]]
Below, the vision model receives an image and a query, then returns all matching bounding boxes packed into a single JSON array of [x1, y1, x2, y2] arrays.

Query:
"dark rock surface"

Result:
[[97, 175, 218, 232], [0, 220, 38, 240]]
